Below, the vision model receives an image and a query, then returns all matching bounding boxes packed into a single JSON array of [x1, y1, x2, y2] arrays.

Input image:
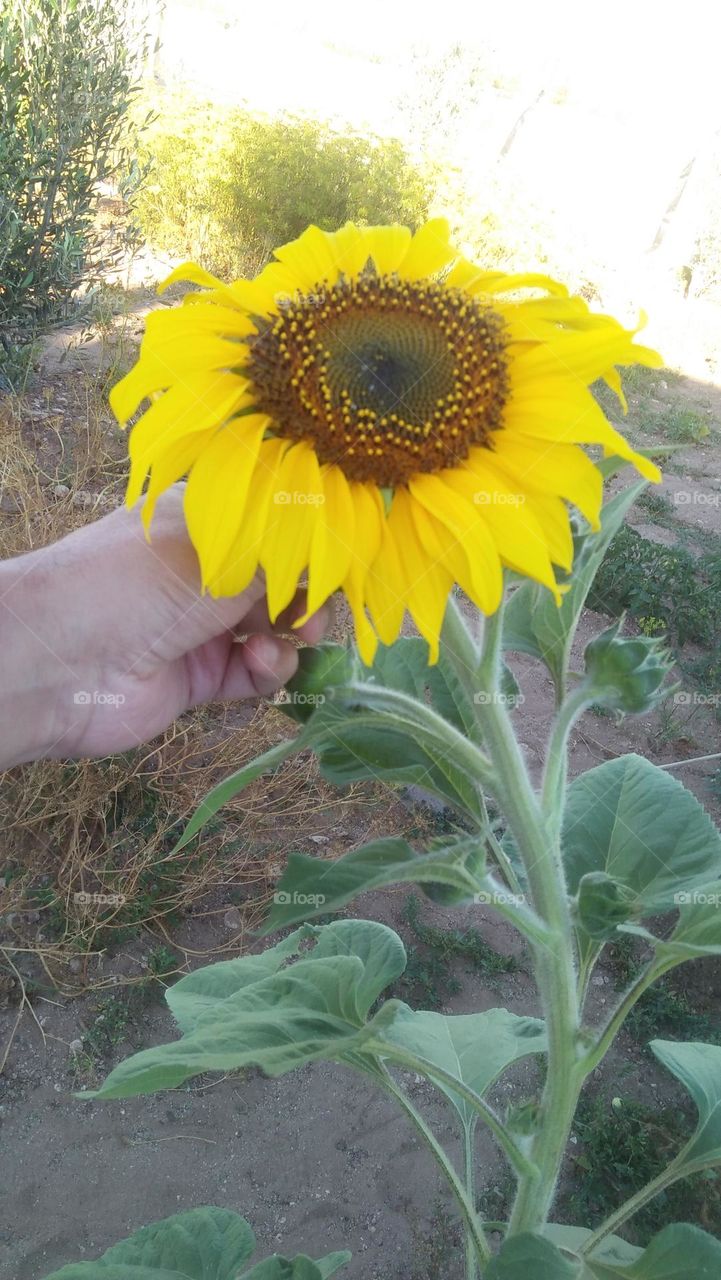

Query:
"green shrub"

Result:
[[0, 0, 149, 338], [135, 99, 431, 280]]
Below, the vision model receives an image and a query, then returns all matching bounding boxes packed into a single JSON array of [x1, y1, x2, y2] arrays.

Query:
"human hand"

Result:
[[0, 486, 330, 769]]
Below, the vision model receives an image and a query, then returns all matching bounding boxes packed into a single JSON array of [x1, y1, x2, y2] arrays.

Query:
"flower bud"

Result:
[[583, 619, 674, 714]]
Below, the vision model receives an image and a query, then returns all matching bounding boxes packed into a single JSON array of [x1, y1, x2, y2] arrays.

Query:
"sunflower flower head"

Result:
[[110, 219, 662, 664]]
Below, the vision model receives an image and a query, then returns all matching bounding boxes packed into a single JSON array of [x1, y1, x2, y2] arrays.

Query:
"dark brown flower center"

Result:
[[246, 272, 509, 486]]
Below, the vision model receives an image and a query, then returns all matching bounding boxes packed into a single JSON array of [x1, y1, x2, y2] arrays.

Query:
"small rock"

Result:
[[309, 834, 328, 844], [0, 493, 21, 514], [51, 482, 70, 499], [68, 957, 82, 974], [223, 907, 242, 932], [72, 490, 94, 508], [591, 975, 606, 986], [69, 1038, 83, 1055]]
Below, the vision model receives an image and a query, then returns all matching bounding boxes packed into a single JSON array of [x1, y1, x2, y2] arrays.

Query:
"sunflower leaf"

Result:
[[306, 686, 487, 824], [40, 1207, 255, 1279], [650, 1040, 721, 1168], [259, 835, 486, 933], [581, 1222, 721, 1277], [381, 1006, 546, 1130], [485, 1232, 581, 1278], [86, 921, 406, 1100], [40, 1209, 350, 1280], [562, 754, 721, 964]]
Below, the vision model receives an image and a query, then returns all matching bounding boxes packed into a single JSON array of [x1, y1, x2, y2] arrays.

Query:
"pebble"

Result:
[[51, 483, 70, 499], [69, 1039, 83, 1055], [223, 907, 242, 932]]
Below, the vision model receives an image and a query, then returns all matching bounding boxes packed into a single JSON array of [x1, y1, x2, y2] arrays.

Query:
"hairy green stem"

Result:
[[452, 605, 584, 1234], [371, 1064, 491, 1269], [373, 1041, 538, 1181], [541, 684, 593, 835], [464, 1126, 479, 1280], [579, 1153, 714, 1255]]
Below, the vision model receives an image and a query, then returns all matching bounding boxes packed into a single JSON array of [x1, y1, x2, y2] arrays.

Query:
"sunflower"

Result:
[[110, 219, 661, 664]]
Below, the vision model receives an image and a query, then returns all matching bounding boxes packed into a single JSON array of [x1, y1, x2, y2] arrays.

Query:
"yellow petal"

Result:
[[211, 437, 290, 597], [329, 222, 371, 279], [397, 218, 455, 280], [603, 366, 628, 413], [504, 385, 661, 482], [521, 491, 574, 571], [389, 489, 453, 663], [125, 373, 251, 498], [341, 482, 385, 666], [485, 434, 603, 530], [184, 414, 269, 590], [408, 473, 503, 614], [138, 427, 218, 532], [364, 225, 413, 275], [110, 336, 251, 420], [447, 258, 568, 297], [260, 441, 322, 620], [512, 324, 663, 387], [300, 464, 356, 620], [273, 225, 342, 291], [142, 303, 255, 345], [409, 496, 503, 620], [365, 513, 406, 645], [157, 262, 224, 294], [441, 463, 562, 601]]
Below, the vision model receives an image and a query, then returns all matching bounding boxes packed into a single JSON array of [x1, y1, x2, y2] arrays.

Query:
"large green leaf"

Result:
[[307, 687, 486, 823], [41, 1207, 255, 1280], [88, 921, 406, 1100], [563, 755, 721, 959], [41, 1210, 350, 1280], [485, 1232, 581, 1278], [626, 882, 721, 965], [382, 1006, 546, 1129], [651, 1040, 721, 1167], [504, 479, 646, 695], [582, 1223, 721, 1277], [367, 634, 483, 744], [260, 835, 486, 932]]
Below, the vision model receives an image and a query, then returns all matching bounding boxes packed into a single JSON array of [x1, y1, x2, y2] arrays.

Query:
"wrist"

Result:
[[0, 546, 78, 768]]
